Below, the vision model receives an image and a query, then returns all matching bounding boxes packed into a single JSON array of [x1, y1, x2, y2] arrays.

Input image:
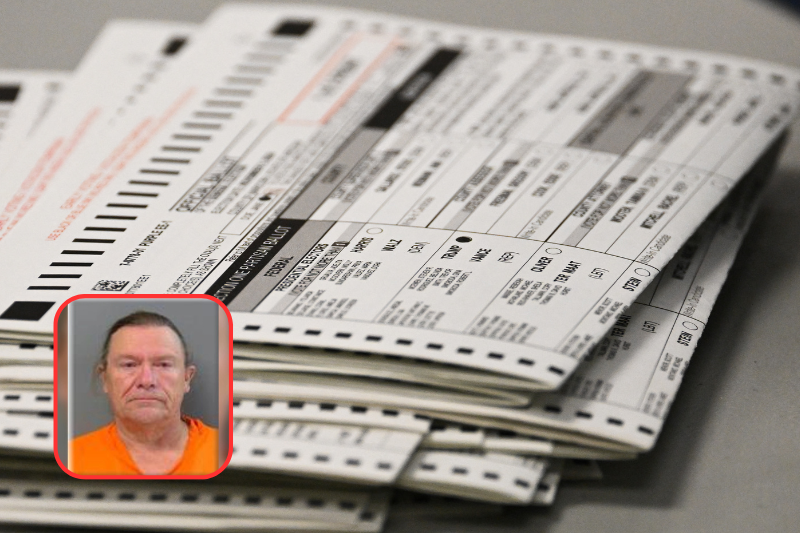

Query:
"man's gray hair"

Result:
[[96, 311, 192, 373]]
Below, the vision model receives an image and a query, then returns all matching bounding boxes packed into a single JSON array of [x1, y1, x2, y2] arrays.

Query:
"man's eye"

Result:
[[121, 362, 136, 369]]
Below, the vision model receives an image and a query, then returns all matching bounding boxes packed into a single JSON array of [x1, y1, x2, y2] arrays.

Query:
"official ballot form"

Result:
[[0, 4, 797, 395]]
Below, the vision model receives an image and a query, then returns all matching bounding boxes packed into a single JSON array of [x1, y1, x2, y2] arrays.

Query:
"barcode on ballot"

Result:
[[92, 280, 129, 292]]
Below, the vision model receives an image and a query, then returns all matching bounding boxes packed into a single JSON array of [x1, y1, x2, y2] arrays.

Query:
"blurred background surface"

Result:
[[0, 1, 798, 532]]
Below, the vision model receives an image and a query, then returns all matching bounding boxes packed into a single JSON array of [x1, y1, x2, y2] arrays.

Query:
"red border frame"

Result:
[[52, 293, 234, 480]]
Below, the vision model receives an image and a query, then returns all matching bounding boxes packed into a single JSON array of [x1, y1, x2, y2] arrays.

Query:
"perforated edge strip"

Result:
[[235, 318, 576, 387], [233, 342, 542, 390], [421, 420, 557, 456], [0, 413, 52, 452], [230, 419, 421, 485], [0, 478, 388, 532], [0, 343, 52, 363], [233, 399, 430, 433], [397, 450, 547, 504], [0, 390, 54, 413]]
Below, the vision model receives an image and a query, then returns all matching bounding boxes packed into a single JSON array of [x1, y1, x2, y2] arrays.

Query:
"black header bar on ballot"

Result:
[[364, 48, 461, 130], [206, 218, 305, 302]]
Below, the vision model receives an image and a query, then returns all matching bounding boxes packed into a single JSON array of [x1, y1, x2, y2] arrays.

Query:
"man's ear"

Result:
[[184, 364, 197, 392], [99, 367, 108, 394]]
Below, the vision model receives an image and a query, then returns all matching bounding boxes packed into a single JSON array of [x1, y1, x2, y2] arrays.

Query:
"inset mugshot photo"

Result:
[[56, 295, 231, 478]]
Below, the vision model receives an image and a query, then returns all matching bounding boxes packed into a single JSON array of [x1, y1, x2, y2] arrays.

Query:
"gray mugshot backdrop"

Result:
[[68, 298, 220, 439]]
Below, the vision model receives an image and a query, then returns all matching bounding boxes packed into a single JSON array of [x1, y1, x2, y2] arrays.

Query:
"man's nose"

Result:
[[136, 363, 156, 387]]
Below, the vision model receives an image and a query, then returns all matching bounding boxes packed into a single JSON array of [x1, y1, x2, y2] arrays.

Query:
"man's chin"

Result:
[[122, 405, 170, 425]]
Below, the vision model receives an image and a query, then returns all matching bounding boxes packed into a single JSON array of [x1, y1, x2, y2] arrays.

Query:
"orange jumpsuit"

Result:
[[70, 416, 218, 475]]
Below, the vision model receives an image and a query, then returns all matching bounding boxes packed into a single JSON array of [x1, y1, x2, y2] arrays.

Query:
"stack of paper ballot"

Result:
[[0, 3, 798, 530]]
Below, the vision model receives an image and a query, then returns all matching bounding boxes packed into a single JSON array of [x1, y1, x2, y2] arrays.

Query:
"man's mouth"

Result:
[[128, 397, 163, 403]]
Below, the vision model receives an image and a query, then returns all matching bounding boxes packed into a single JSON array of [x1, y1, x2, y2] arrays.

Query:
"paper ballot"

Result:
[[0, 70, 68, 176], [0, 2, 797, 522], [0, 4, 796, 392], [0, 21, 196, 245]]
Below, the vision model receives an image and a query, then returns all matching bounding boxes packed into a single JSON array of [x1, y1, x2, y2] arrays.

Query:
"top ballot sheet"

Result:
[[0, 4, 797, 390]]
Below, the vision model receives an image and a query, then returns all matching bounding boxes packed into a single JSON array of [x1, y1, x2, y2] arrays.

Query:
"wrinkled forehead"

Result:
[[107, 324, 187, 363]]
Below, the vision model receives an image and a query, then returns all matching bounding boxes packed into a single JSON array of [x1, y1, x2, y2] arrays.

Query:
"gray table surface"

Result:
[[0, 1, 798, 532]]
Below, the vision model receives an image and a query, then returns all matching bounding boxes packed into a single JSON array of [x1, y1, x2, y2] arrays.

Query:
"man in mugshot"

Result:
[[70, 311, 218, 475]]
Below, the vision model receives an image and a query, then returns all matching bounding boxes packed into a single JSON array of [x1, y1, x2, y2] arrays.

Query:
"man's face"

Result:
[[101, 325, 195, 427]]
